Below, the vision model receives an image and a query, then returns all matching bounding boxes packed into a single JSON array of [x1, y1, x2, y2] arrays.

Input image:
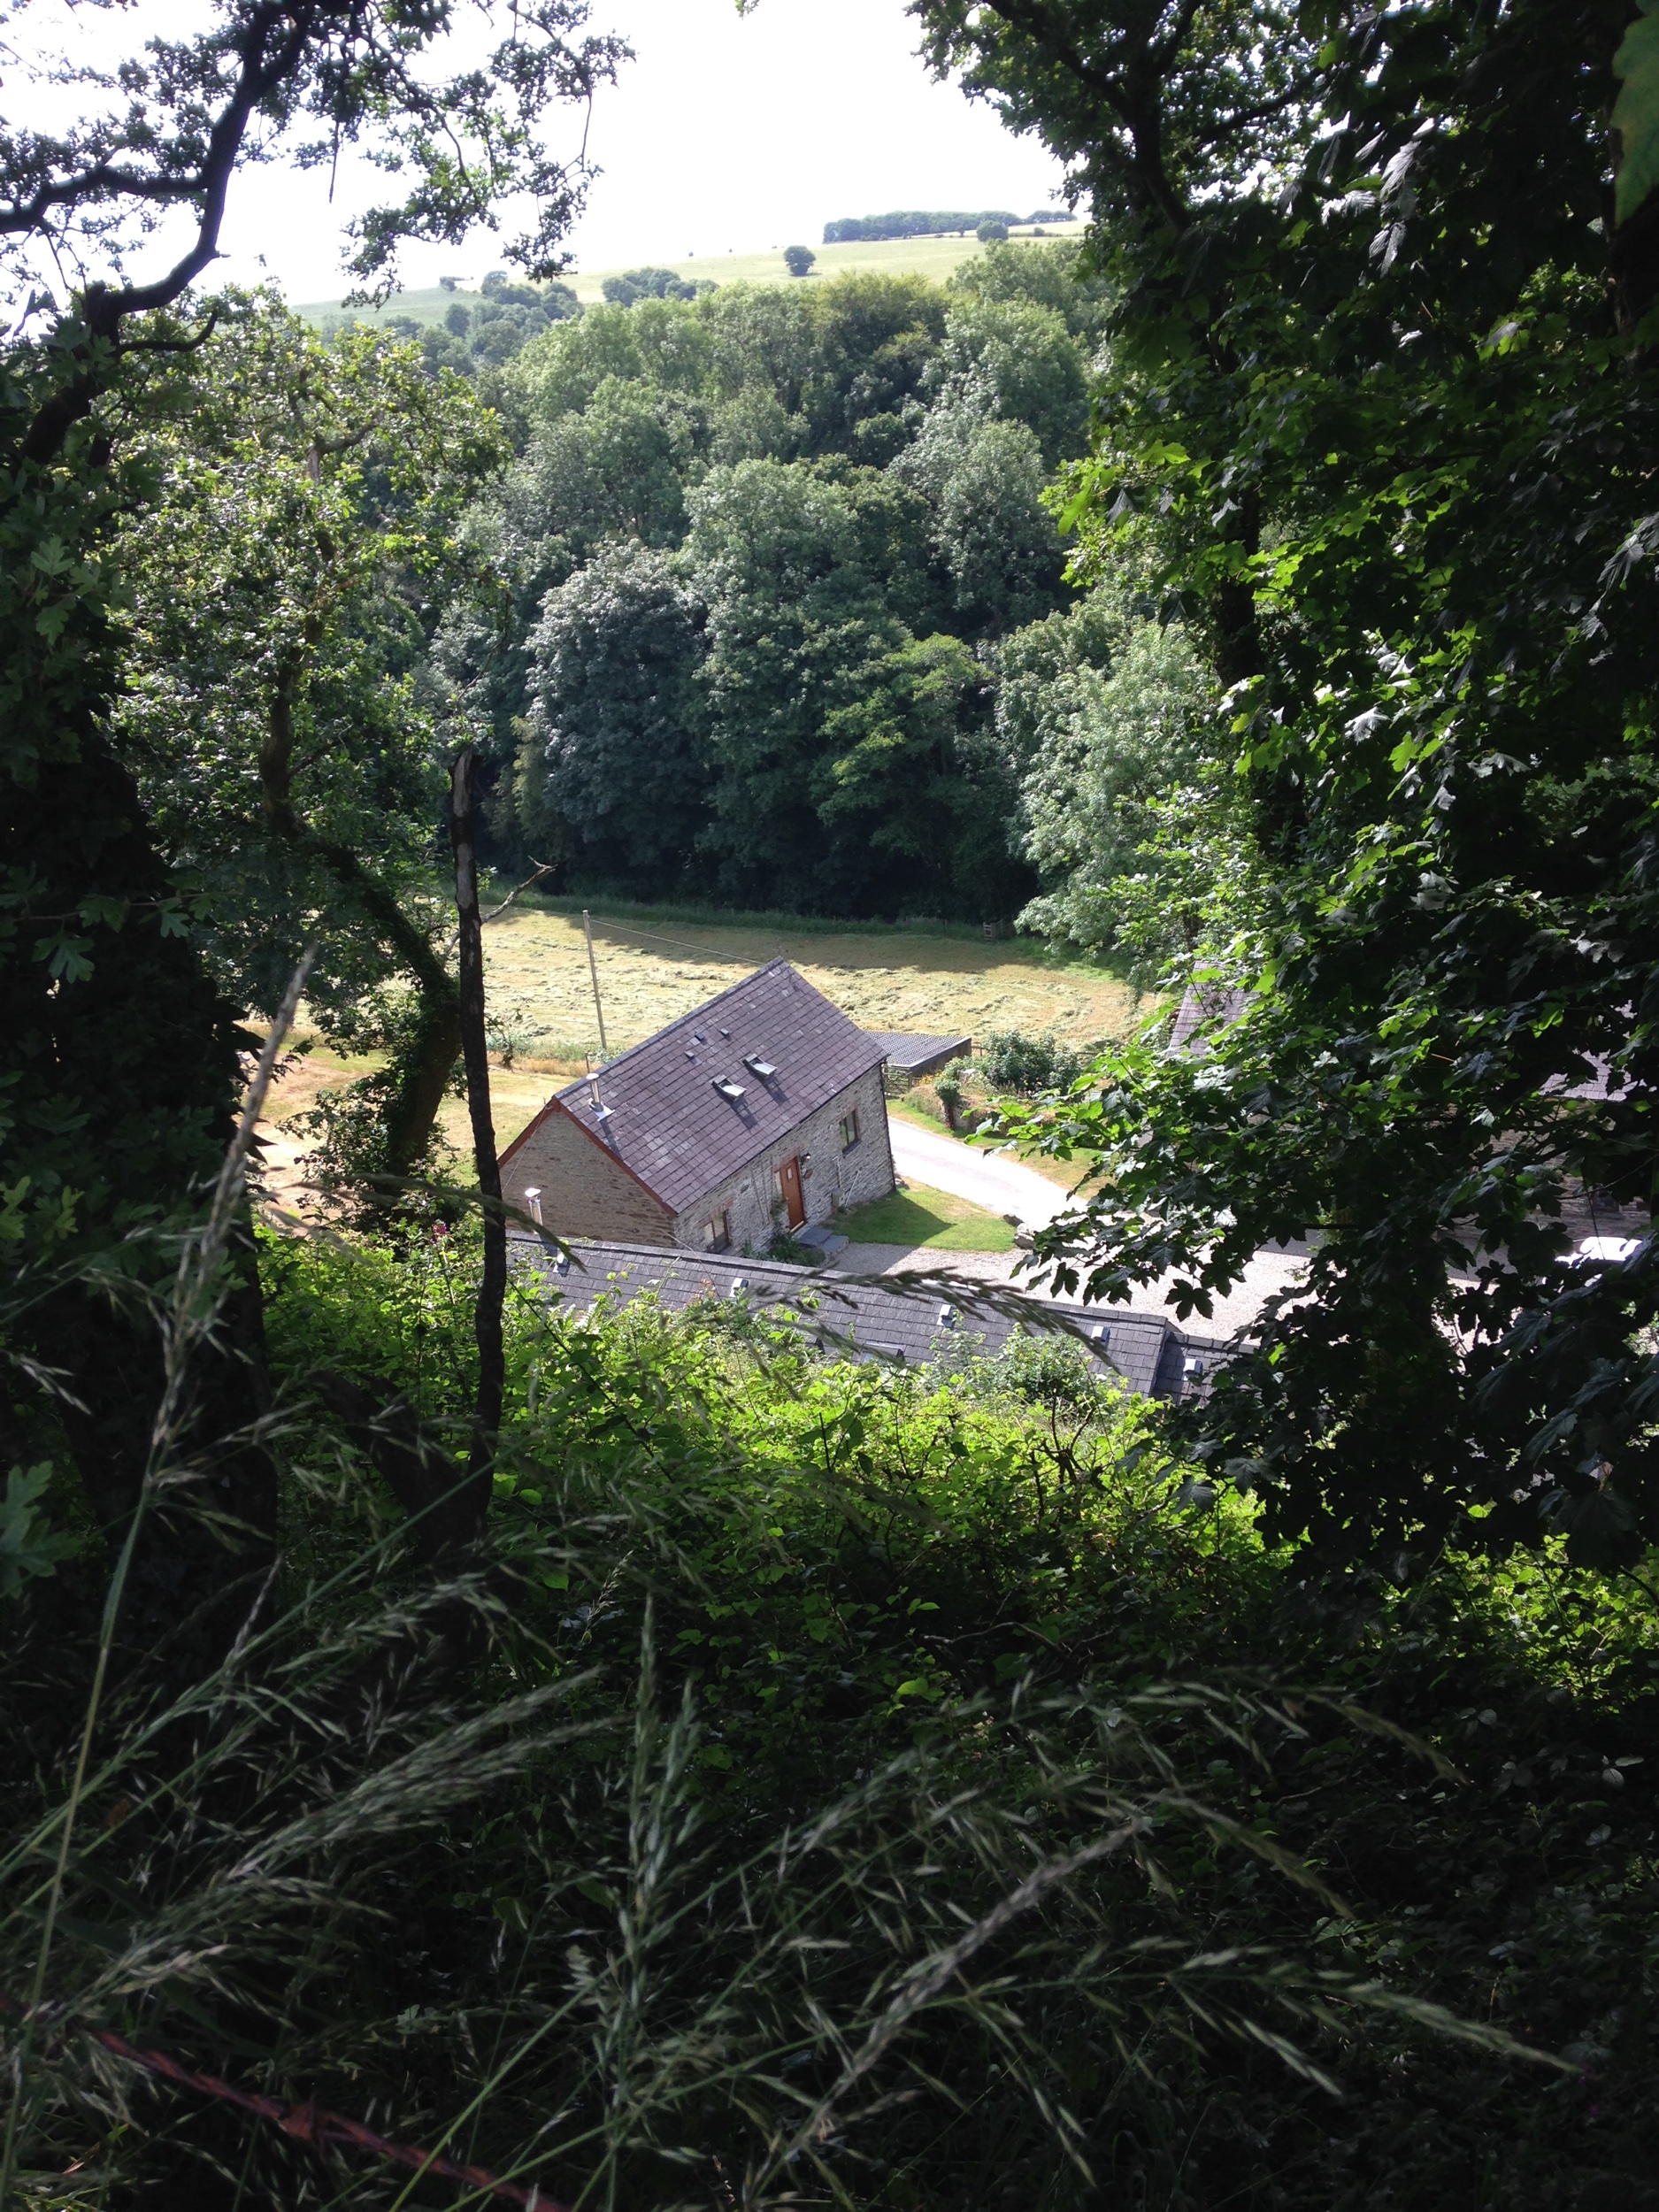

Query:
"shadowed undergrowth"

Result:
[[2, 1222, 1656, 2209]]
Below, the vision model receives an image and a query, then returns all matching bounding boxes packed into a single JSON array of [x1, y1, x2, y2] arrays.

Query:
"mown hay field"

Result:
[[482, 904, 1148, 1088], [255, 907, 1148, 1204]]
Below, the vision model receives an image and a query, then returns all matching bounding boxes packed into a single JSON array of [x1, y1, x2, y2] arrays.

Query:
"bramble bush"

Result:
[[979, 1027, 1089, 1094]]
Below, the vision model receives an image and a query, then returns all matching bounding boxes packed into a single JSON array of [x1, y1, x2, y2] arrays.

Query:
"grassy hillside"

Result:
[[295, 222, 1088, 326]]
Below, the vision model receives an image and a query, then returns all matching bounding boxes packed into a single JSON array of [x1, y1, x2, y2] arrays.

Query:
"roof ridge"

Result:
[[510, 1231, 818, 1282], [556, 956, 796, 1098]]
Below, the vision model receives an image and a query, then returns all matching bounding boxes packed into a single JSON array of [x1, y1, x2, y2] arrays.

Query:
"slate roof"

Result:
[[863, 1031, 972, 1077], [518, 961, 887, 1218], [1541, 1055, 1629, 1102], [1168, 984, 1249, 1056], [511, 1234, 1225, 1402]]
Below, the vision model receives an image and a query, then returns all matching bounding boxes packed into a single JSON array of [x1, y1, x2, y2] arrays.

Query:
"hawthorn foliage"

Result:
[[114, 305, 511, 1194], [915, 0, 1659, 1564]]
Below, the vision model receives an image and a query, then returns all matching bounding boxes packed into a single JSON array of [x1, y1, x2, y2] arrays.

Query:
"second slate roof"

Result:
[[1168, 984, 1249, 1056], [863, 1031, 972, 1076], [552, 960, 886, 1217], [511, 1237, 1220, 1402]]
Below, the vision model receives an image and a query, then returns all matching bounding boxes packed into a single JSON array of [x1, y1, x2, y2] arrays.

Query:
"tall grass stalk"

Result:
[[0, 949, 314, 2207]]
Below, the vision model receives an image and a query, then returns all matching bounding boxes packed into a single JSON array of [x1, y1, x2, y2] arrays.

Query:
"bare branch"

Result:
[[482, 861, 557, 926]]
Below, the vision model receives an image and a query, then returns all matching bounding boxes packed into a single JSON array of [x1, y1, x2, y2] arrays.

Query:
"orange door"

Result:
[[779, 1155, 805, 1227]]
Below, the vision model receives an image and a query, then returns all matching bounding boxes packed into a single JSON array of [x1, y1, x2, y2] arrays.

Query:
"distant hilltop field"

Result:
[[295, 220, 1087, 330], [823, 207, 1069, 242]]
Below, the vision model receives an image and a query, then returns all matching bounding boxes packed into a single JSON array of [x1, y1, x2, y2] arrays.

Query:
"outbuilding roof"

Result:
[[863, 1030, 972, 1077], [515, 961, 886, 1218], [511, 1235, 1221, 1402]]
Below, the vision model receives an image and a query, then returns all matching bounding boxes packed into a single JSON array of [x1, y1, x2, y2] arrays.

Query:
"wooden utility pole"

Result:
[[581, 908, 610, 1061], [451, 746, 504, 1517]]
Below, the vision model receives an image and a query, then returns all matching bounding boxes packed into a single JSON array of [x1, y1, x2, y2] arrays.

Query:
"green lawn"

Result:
[[887, 1094, 953, 1133], [836, 1181, 1015, 1253]]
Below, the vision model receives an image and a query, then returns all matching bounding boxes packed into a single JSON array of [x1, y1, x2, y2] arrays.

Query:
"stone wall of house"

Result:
[[500, 1102, 675, 1247], [672, 1066, 895, 1255]]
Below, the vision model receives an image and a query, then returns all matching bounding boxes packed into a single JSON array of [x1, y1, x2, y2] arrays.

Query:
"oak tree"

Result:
[[919, 0, 1659, 1568]]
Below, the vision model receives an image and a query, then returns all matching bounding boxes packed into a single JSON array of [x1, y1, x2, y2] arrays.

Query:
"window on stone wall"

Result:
[[839, 1109, 860, 1151], [703, 1211, 730, 1252]]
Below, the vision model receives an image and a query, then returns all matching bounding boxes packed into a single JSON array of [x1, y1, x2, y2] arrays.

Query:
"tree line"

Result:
[[322, 244, 1230, 960], [824, 205, 1063, 240]]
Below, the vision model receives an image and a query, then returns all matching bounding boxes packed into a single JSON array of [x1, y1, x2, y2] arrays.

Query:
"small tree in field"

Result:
[[783, 244, 817, 277]]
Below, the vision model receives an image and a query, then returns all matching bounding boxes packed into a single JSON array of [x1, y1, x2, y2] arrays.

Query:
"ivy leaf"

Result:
[[1613, 1, 1659, 226]]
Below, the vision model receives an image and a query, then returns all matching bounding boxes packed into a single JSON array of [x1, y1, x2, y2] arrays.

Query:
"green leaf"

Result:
[[34, 932, 94, 983], [1, 1463, 76, 1601], [1613, 4, 1659, 226], [1541, 1484, 1640, 1571]]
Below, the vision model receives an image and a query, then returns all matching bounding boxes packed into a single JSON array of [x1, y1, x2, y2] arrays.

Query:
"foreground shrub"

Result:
[[3, 1232, 1655, 2209]]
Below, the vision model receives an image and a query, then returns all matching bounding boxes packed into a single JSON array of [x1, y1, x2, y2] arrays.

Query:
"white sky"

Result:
[[205, 0, 1068, 303]]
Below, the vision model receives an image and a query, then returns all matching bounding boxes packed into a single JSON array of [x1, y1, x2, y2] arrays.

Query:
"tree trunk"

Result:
[[2, 733, 279, 1675], [450, 747, 506, 1529], [261, 668, 464, 1189], [310, 837, 464, 1184]]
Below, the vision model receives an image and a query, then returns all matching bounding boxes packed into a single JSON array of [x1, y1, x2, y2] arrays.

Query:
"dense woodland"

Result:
[[4, 3, 1659, 2209], [378, 240, 1214, 941], [241, 242, 1229, 952]]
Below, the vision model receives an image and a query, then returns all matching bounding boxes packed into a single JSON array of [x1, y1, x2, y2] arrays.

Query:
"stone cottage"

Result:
[[498, 960, 895, 1254]]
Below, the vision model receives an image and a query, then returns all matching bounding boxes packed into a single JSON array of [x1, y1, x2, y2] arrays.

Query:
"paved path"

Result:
[[888, 1117, 1069, 1229], [877, 1113, 1309, 1341]]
